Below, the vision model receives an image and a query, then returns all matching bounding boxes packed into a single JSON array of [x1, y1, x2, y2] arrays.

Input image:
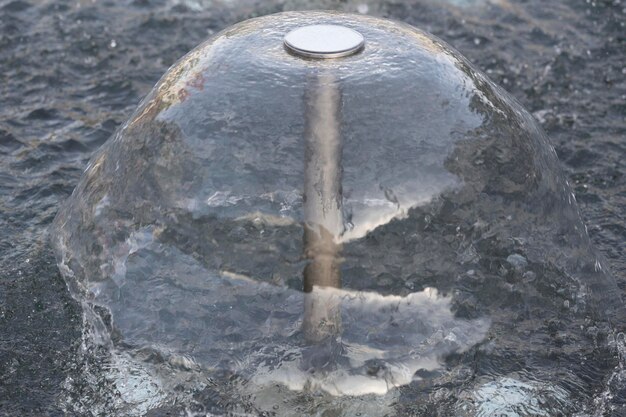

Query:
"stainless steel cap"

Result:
[[284, 24, 365, 59]]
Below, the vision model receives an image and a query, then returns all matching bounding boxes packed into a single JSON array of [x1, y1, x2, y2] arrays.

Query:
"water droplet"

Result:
[[506, 254, 528, 270]]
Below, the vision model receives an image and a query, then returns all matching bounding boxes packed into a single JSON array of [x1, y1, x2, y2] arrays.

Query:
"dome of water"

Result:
[[52, 11, 623, 416]]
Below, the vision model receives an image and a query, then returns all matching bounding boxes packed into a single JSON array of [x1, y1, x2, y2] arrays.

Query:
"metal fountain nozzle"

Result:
[[284, 25, 365, 343]]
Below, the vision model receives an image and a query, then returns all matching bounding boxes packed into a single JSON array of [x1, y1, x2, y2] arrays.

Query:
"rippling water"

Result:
[[0, 0, 624, 416]]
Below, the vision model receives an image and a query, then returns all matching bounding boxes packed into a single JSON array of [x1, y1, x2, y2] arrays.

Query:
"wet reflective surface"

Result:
[[1, 1, 625, 416]]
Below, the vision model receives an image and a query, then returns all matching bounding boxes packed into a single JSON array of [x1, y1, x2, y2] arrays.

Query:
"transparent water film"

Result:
[[52, 11, 624, 416]]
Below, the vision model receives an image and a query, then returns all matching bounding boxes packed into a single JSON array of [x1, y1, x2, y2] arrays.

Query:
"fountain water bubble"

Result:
[[53, 10, 623, 415]]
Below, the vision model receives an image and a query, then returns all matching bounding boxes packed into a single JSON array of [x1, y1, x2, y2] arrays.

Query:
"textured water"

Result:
[[0, 1, 624, 416]]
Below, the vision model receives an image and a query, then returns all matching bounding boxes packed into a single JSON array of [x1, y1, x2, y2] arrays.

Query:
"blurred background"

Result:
[[0, 0, 624, 415]]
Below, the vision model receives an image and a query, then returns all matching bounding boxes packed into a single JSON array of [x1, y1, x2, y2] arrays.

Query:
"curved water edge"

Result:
[[46, 9, 626, 417]]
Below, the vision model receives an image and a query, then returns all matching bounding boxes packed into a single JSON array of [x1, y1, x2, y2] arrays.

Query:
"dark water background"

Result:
[[0, 0, 624, 415]]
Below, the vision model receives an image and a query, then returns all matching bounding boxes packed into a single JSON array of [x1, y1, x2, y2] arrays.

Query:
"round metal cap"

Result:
[[284, 24, 365, 59]]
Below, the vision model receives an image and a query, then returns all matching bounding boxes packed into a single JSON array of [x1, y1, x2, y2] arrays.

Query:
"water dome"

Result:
[[53, 11, 623, 416]]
